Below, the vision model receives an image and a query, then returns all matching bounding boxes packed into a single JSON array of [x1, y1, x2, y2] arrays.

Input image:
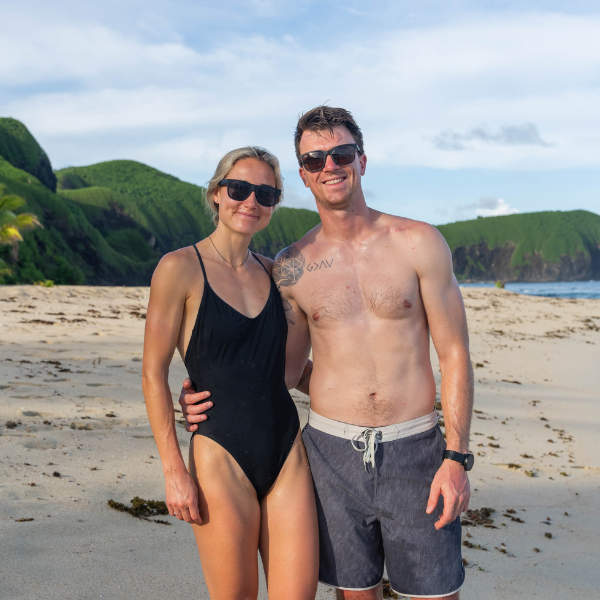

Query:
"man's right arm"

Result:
[[273, 245, 312, 391]]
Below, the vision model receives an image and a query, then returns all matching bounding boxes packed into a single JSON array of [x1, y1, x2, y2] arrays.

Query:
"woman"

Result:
[[142, 147, 318, 600]]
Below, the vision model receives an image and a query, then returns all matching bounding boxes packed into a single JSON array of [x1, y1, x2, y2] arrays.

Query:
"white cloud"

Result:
[[432, 123, 553, 151], [456, 197, 520, 219], [2, 10, 600, 176]]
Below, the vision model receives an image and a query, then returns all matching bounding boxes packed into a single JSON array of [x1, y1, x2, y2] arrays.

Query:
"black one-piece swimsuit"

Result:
[[185, 245, 300, 500]]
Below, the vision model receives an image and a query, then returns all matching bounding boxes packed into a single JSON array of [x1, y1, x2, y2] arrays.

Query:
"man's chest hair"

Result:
[[296, 257, 420, 323]]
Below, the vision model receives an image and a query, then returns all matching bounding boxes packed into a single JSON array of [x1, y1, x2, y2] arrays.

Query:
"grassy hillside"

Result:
[[0, 118, 321, 285], [56, 161, 321, 258], [437, 210, 600, 281], [0, 155, 154, 284], [0, 118, 56, 192]]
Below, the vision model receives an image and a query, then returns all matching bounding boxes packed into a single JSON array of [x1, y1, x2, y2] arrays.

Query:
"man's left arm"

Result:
[[411, 224, 473, 530]]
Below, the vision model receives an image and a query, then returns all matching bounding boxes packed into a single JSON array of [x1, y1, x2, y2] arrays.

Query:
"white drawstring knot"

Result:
[[352, 428, 383, 470]]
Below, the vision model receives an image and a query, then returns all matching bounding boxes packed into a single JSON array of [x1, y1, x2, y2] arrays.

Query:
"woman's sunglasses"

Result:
[[218, 179, 281, 208], [300, 143, 360, 172]]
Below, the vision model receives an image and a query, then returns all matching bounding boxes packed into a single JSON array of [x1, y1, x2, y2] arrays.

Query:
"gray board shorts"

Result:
[[302, 409, 464, 598]]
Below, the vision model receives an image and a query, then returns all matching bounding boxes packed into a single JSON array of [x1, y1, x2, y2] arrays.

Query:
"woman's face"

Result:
[[214, 158, 278, 235]]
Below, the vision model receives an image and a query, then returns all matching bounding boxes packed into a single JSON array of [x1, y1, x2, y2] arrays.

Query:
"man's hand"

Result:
[[426, 459, 470, 530], [178, 378, 212, 433]]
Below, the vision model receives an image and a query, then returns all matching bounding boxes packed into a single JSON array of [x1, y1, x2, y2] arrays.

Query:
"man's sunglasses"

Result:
[[218, 179, 281, 208], [300, 143, 360, 172]]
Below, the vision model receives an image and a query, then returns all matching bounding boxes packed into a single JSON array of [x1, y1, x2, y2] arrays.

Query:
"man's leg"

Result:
[[302, 424, 385, 591], [336, 584, 383, 600], [379, 426, 464, 600], [336, 586, 459, 600]]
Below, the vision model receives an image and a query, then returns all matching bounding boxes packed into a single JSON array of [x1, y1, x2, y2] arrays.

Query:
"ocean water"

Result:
[[459, 280, 600, 300]]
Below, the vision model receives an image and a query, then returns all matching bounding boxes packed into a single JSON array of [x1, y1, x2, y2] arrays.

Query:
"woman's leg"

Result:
[[189, 435, 262, 600], [258, 430, 319, 600]]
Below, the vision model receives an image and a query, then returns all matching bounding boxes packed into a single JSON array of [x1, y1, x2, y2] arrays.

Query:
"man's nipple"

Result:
[[312, 312, 320, 321], [403, 300, 412, 309]]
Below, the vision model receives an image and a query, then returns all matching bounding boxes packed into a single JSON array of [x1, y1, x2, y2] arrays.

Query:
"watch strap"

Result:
[[443, 450, 474, 471]]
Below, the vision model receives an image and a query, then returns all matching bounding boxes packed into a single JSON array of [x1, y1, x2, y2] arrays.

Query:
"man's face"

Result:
[[298, 125, 367, 211]]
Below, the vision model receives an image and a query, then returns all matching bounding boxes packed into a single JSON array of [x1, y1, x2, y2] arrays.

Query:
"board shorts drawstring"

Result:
[[352, 428, 383, 470]]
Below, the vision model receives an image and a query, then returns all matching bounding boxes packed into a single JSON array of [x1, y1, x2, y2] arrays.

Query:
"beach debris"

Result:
[[564, 512, 569, 516], [488, 443, 500, 448], [69, 422, 93, 430], [107, 497, 170, 525], [381, 579, 399, 599], [533, 548, 540, 553], [463, 540, 488, 551], [16, 518, 34, 522], [5, 421, 18, 429], [52, 471, 61, 477], [461, 507, 496, 528], [525, 470, 537, 477], [503, 513, 524, 523], [501, 379, 522, 385], [105, 412, 117, 418], [507, 463, 521, 470], [545, 532, 552, 539], [495, 543, 514, 557], [520, 453, 533, 458]]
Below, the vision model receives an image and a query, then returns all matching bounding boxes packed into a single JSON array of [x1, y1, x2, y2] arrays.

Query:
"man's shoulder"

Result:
[[375, 212, 445, 250]]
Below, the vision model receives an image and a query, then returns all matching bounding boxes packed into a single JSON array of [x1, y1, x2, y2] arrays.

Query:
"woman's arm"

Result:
[[142, 251, 202, 524]]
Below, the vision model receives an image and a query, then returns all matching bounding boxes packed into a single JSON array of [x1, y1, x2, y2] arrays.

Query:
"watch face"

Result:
[[465, 454, 475, 471]]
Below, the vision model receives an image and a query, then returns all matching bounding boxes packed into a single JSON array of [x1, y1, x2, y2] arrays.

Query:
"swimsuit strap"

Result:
[[251, 252, 270, 277], [193, 244, 208, 283]]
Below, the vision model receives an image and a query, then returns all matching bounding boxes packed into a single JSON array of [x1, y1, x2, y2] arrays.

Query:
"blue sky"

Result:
[[2, 0, 599, 223]]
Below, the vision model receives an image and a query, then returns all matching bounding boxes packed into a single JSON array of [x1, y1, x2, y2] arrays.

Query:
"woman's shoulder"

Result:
[[151, 246, 203, 292], [252, 253, 274, 274]]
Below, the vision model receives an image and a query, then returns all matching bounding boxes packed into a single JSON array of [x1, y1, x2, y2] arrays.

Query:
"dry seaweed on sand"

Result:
[[461, 507, 497, 528], [381, 579, 400, 599], [107, 496, 171, 525]]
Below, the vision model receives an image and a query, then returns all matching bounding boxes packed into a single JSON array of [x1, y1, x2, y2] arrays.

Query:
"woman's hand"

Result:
[[165, 470, 202, 525]]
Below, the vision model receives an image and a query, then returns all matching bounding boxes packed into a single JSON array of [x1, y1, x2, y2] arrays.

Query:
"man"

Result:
[[181, 106, 473, 599]]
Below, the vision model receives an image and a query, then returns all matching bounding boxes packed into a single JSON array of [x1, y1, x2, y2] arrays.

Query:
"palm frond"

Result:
[[11, 213, 42, 231], [0, 195, 26, 212], [0, 226, 24, 245]]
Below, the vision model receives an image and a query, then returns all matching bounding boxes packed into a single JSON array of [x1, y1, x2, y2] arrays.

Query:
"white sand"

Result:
[[0, 285, 598, 599]]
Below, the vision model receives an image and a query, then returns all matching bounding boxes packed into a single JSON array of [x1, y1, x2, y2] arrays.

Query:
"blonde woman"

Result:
[[142, 147, 318, 600]]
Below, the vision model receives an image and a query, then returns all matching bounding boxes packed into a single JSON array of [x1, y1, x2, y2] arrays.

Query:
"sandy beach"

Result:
[[1, 284, 599, 600]]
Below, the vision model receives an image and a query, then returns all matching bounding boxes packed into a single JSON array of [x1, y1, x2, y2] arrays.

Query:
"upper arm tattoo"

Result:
[[273, 247, 305, 288]]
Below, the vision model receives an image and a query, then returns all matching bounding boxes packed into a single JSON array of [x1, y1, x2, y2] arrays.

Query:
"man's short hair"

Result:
[[294, 106, 364, 166]]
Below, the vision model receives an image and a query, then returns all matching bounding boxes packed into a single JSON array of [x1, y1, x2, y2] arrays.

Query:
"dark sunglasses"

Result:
[[300, 143, 360, 172], [218, 179, 281, 207]]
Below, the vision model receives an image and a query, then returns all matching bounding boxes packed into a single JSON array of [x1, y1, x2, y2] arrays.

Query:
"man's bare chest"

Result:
[[295, 255, 421, 325]]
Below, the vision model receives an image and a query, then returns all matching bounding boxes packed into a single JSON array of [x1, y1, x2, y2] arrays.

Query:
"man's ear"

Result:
[[299, 167, 310, 188], [359, 153, 367, 176]]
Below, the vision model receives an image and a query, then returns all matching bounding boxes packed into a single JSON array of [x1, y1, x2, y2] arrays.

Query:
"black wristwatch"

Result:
[[443, 450, 474, 471]]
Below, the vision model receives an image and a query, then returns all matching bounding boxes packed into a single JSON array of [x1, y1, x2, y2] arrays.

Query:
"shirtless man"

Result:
[[181, 106, 474, 599]]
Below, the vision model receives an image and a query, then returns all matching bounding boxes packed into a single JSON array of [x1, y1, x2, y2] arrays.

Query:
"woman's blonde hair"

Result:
[[204, 146, 284, 225]]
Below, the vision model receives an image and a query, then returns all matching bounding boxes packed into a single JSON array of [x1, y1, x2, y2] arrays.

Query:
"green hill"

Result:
[[0, 118, 321, 285], [437, 210, 600, 282], [0, 118, 56, 192]]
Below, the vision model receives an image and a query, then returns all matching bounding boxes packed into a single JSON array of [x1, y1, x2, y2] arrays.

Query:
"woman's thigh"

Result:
[[259, 430, 319, 600], [189, 434, 261, 600]]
